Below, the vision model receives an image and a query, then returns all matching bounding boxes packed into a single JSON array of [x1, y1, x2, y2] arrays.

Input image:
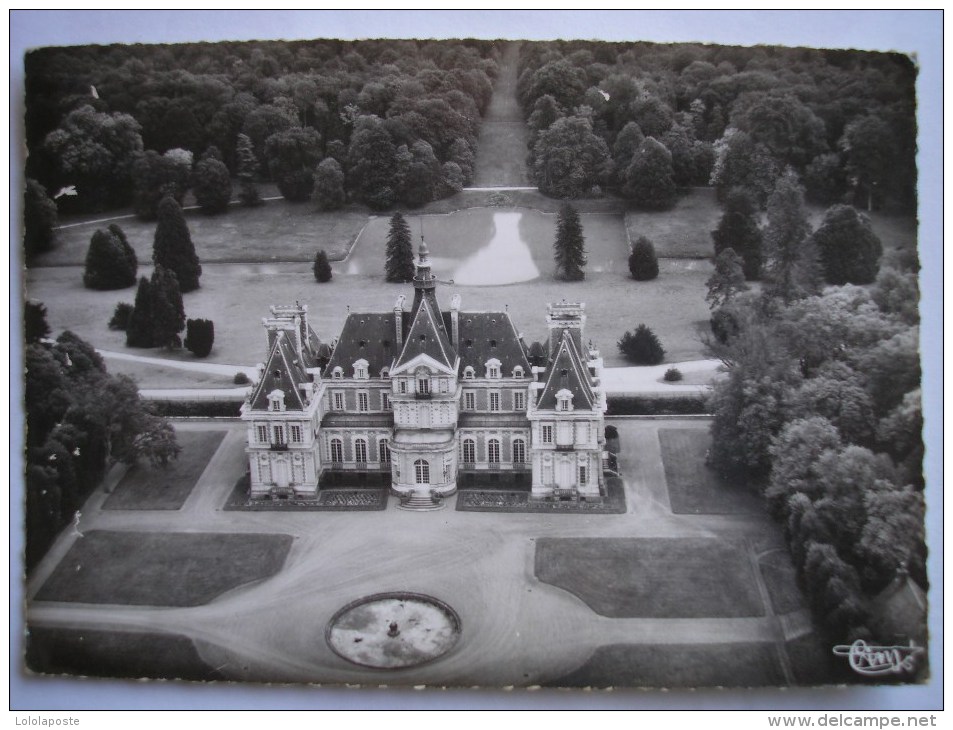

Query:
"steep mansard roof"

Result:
[[453, 311, 531, 377], [325, 311, 405, 376], [536, 330, 595, 411], [324, 305, 530, 379], [394, 295, 456, 372], [249, 331, 311, 412]]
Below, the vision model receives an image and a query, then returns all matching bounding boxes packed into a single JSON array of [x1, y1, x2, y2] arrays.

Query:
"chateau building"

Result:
[[242, 241, 607, 506]]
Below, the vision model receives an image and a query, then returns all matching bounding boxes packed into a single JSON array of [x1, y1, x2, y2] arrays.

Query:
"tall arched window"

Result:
[[414, 459, 430, 484], [354, 438, 368, 464], [462, 439, 476, 464], [512, 438, 526, 464], [378, 438, 391, 463], [488, 439, 500, 464], [329, 438, 343, 463]]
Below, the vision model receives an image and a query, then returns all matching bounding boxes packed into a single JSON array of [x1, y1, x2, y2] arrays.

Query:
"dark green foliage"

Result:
[[397, 141, 441, 208], [24, 331, 178, 569], [131, 149, 191, 220], [149, 265, 186, 349], [705, 248, 748, 309], [628, 236, 659, 281], [153, 195, 201, 292], [811, 205, 883, 285], [125, 277, 154, 348], [24, 179, 57, 256], [612, 122, 644, 186], [532, 115, 610, 198], [618, 324, 665, 365], [233, 371, 250, 385], [24, 300, 51, 344], [265, 127, 322, 202], [709, 306, 740, 345], [664, 367, 683, 382], [711, 129, 778, 207], [184, 318, 214, 358], [146, 399, 243, 419], [527, 94, 564, 142], [437, 161, 465, 198], [762, 169, 819, 304], [83, 228, 136, 290], [311, 158, 345, 211], [347, 116, 398, 210], [605, 394, 708, 416], [108, 302, 134, 331], [108, 224, 138, 279], [385, 212, 415, 282], [804, 153, 847, 206], [192, 156, 232, 213], [711, 187, 763, 280], [313, 249, 332, 282], [235, 133, 262, 207], [624, 137, 677, 210], [553, 204, 587, 281]]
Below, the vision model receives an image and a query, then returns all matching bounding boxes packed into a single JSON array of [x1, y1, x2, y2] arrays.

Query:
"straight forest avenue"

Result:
[[25, 419, 821, 688]]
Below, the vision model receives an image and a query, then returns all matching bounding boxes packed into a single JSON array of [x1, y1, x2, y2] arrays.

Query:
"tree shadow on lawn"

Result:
[[103, 430, 226, 510], [658, 428, 764, 515], [535, 537, 764, 618], [25, 626, 225, 681], [35, 530, 292, 607]]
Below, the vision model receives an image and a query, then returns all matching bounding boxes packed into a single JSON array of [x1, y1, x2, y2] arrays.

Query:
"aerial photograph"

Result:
[[12, 9, 940, 712]]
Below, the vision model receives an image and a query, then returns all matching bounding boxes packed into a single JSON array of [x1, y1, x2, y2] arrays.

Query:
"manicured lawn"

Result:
[[658, 428, 764, 515], [35, 530, 293, 606], [26, 626, 224, 681], [35, 199, 369, 267], [626, 187, 723, 259], [103, 430, 226, 511], [546, 642, 786, 688], [104, 358, 237, 388], [758, 549, 807, 615], [535, 537, 765, 618], [26, 256, 714, 370]]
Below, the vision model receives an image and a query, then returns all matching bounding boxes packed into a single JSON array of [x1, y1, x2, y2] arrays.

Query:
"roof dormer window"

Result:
[[353, 358, 369, 380], [332, 366, 343, 379], [268, 389, 286, 412], [486, 358, 501, 379], [556, 388, 574, 412], [463, 366, 475, 380], [513, 365, 524, 378]]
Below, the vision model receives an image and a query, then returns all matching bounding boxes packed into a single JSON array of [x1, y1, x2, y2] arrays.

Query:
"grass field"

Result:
[[546, 642, 787, 688], [103, 358, 238, 388], [103, 430, 226, 511], [26, 626, 224, 681], [35, 530, 293, 606], [758, 549, 806, 615], [658, 428, 764, 515], [535, 537, 765, 618]]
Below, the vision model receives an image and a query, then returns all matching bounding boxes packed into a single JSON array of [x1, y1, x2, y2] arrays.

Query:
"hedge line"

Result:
[[146, 399, 243, 418], [605, 395, 710, 416]]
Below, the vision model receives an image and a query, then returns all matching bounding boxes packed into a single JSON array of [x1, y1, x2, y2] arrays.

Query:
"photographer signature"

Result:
[[832, 639, 923, 676]]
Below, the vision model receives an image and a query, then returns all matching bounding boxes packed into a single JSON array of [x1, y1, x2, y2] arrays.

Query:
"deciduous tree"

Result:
[[24, 179, 57, 256], [624, 137, 677, 210], [811, 204, 883, 285], [311, 158, 345, 211]]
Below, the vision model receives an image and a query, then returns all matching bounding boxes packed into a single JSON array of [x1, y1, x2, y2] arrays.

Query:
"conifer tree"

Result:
[[24, 301, 50, 343], [24, 179, 58, 257], [618, 324, 665, 365], [313, 249, 333, 282], [553, 204, 586, 281], [149, 265, 186, 349], [125, 277, 154, 348], [711, 186, 763, 280], [108, 224, 138, 280], [153, 195, 201, 292], [628, 236, 659, 281], [763, 169, 819, 303], [184, 318, 214, 357], [235, 133, 262, 207], [385, 212, 415, 282], [83, 228, 137, 290]]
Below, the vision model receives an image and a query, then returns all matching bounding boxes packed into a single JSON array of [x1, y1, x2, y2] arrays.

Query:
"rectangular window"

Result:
[[398, 380, 407, 394], [290, 425, 303, 443], [355, 439, 368, 463], [256, 425, 268, 444], [418, 377, 430, 395], [381, 392, 390, 410], [542, 424, 554, 444], [329, 439, 343, 462], [513, 391, 525, 410], [273, 425, 285, 445], [357, 391, 369, 412], [378, 439, 391, 463], [489, 392, 500, 412], [464, 391, 475, 410], [488, 440, 500, 463], [579, 465, 588, 485], [332, 391, 345, 410]]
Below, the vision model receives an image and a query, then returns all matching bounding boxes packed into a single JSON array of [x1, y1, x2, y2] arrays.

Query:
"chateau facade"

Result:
[[241, 242, 607, 506]]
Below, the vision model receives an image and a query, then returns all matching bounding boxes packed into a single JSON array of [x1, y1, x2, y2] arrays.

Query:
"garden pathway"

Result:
[[470, 41, 532, 188]]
